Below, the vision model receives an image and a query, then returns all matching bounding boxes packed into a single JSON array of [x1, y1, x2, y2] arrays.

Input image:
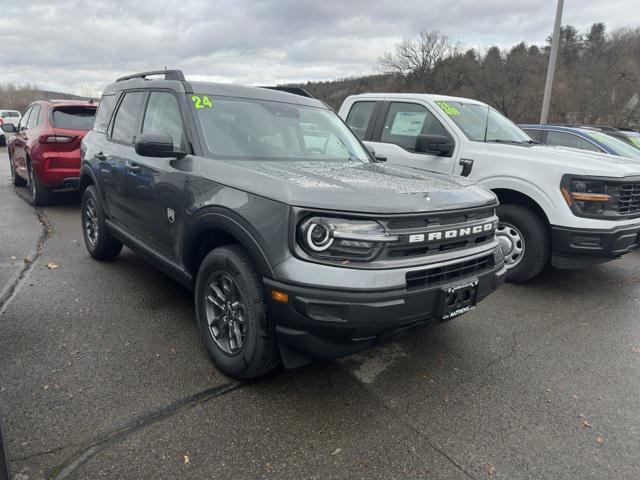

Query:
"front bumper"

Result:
[[551, 223, 640, 269], [264, 259, 507, 360]]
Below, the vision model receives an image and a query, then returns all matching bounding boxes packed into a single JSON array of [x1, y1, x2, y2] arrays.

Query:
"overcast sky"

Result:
[[1, 0, 639, 94]]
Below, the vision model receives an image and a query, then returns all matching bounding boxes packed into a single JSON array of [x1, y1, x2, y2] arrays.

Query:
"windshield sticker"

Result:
[[630, 137, 640, 148], [192, 95, 213, 109], [390, 111, 427, 136], [436, 101, 460, 116]]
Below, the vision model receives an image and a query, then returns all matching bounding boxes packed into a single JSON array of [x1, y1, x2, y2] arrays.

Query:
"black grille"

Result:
[[615, 183, 640, 215], [380, 207, 497, 259], [383, 207, 495, 232], [406, 255, 494, 289]]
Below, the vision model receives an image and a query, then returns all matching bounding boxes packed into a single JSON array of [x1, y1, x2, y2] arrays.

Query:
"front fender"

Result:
[[480, 176, 562, 224], [183, 206, 280, 279]]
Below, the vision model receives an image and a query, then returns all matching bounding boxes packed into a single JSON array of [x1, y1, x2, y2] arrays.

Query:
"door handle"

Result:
[[95, 151, 107, 161], [126, 163, 141, 172]]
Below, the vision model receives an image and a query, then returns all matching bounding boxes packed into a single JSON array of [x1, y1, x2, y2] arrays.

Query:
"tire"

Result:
[[27, 161, 53, 206], [496, 204, 550, 283], [0, 135, 6, 147], [81, 185, 123, 260], [9, 153, 26, 187], [195, 245, 278, 380]]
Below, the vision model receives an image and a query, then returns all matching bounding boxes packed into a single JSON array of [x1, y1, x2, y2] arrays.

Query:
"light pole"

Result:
[[540, 0, 564, 124]]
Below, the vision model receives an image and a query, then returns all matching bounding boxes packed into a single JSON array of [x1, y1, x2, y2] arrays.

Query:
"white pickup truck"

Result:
[[338, 94, 640, 282]]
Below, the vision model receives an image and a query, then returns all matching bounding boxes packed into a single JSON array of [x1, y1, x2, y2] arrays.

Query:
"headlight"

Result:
[[561, 177, 612, 217], [305, 222, 333, 251], [298, 217, 398, 261]]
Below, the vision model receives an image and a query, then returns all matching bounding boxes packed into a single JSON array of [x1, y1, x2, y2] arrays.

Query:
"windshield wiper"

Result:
[[485, 139, 524, 145]]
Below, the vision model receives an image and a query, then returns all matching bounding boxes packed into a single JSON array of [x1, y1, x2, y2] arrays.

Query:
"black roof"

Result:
[[103, 70, 323, 108]]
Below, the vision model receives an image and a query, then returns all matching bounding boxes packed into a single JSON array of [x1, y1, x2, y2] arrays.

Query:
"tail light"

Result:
[[39, 134, 76, 143], [0, 118, 4, 125]]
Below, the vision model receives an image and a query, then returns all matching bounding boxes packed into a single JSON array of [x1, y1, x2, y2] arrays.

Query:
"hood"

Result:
[[199, 159, 497, 214], [486, 143, 640, 177]]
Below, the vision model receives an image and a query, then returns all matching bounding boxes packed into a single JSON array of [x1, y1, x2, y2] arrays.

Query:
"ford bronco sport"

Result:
[[80, 71, 506, 379]]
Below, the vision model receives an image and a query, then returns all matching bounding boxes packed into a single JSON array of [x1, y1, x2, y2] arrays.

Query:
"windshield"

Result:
[[191, 95, 370, 162], [435, 100, 532, 144], [621, 131, 640, 149], [585, 131, 640, 159]]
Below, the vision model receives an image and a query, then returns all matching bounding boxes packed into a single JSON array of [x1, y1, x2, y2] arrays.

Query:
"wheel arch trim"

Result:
[[184, 207, 276, 280]]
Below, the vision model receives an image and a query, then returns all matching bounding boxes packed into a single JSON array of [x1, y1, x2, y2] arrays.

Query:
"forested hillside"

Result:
[[296, 23, 640, 127]]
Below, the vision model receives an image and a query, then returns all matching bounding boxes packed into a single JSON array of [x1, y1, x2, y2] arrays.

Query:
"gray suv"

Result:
[[79, 70, 506, 379]]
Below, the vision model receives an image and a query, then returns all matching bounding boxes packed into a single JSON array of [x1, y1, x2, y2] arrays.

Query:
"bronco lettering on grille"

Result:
[[408, 222, 495, 244]]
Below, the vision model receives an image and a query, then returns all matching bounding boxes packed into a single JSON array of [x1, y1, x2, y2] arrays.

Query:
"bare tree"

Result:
[[380, 31, 454, 91], [78, 84, 102, 100]]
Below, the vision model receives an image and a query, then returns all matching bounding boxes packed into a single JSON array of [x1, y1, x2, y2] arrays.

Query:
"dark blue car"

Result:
[[520, 124, 640, 160]]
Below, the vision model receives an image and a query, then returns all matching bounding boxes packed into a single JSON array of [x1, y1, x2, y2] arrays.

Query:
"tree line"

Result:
[[0, 84, 88, 113], [2, 23, 638, 128], [297, 23, 640, 128]]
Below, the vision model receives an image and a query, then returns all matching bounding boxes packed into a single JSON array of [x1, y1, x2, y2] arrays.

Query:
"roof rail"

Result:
[[116, 70, 186, 83], [260, 86, 314, 98]]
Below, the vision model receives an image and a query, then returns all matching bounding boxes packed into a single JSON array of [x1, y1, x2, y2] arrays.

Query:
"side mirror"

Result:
[[1, 123, 16, 133], [134, 133, 186, 158], [366, 145, 387, 163], [415, 134, 454, 157]]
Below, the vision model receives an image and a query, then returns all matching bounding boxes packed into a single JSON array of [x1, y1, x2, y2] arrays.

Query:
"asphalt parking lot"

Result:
[[0, 146, 639, 479]]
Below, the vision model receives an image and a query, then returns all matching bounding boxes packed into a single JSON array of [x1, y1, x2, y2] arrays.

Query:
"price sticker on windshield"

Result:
[[192, 95, 213, 109], [436, 101, 460, 116]]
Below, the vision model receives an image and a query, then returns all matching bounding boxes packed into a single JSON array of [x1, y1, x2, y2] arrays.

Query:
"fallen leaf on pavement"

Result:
[[331, 448, 341, 455], [583, 420, 592, 428], [632, 347, 640, 353], [183, 454, 190, 465], [45, 262, 59, 269], [596, 437, 603, 444], [9, 256, 16, 261], [487, 464, 496, 476]]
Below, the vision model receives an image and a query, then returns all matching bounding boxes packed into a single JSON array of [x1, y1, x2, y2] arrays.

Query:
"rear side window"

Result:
[[111, 92, 145, 144], [1, 111, 20, 118], [26, 105, 41, 129], [380, 102, 451, 152], [53, 107, 96, 131], [94, 95, 118, 133], [142, 92, 185, 149], [345, 101, 376, 140]]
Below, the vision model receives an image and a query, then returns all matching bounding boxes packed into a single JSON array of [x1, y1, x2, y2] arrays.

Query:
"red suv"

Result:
[[2, 100, 96, 205]]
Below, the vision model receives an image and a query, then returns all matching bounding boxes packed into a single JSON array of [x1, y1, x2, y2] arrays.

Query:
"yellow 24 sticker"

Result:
[[436, 101, 460, 116], [192, 95, 213, 109]]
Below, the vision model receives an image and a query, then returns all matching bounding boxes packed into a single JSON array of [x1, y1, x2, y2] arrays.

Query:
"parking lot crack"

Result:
[[10, 443, 73, 463], [46, 381, 244, 479], [343, 368, 475, 479], [0, 197, 53, 315]]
